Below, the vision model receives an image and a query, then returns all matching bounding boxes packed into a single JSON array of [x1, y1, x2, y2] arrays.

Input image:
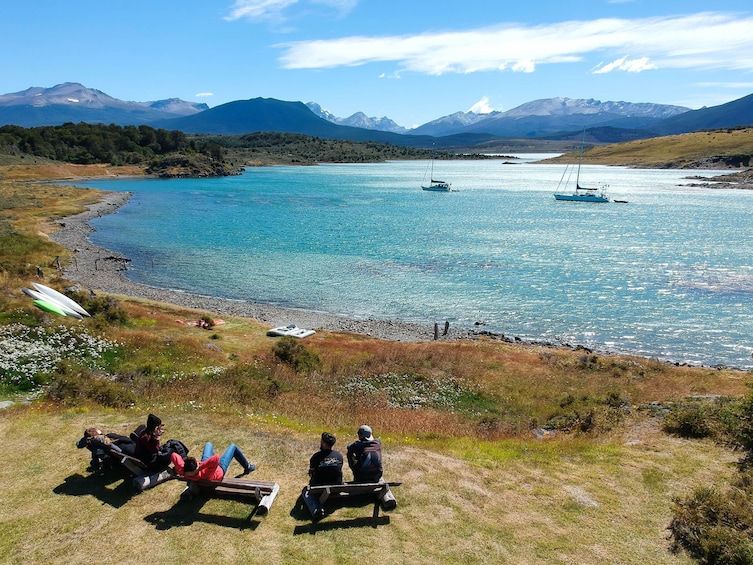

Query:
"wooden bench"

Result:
[[303, 481, 402, 520], [177, 476, 281, 515], [108, 451, 177, 491]]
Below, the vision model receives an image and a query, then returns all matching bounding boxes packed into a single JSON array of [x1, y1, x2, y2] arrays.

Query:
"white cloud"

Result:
[[225, 0, 356, 22], [195, 92, 214, 98], [226, 0, 299, 21], [593, 56, 656, 74], [277, 12, 753, 78], [468, 97, 495, 114]]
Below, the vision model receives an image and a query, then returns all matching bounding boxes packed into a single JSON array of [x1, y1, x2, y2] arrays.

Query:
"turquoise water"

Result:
[[79, 158, 753, 368]]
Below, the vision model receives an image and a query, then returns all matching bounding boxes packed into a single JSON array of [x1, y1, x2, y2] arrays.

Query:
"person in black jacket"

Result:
[[308, 432, 343, 486], [346, 424, 383, 483]]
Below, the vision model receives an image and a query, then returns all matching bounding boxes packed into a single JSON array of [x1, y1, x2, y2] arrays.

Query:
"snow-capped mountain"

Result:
[[412, 97, 690, 137], [306, 102, 407, 134]]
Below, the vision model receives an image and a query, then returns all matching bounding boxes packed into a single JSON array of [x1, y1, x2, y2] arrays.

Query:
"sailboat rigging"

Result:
[[554, 129, 609, 202], [422, 147, 452, 192]]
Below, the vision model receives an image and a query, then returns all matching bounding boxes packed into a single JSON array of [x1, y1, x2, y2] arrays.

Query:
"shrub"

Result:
[[669, 471, 753, 564], [272, 337, 322, 374], [214, 362, 283, 403], [662, 397, 738, 441], [45, 360, 136, 408], [75, 294, 128, 326], [543, 391, 630, 434]]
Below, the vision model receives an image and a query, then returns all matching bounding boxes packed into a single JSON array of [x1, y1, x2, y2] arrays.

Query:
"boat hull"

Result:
[[554, 193, 609, 203], [422, 183, 451, 192]]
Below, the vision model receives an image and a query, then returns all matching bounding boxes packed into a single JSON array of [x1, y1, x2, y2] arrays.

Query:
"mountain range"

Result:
[[0, 82, 207, 128], [2, 82, 753, 147]]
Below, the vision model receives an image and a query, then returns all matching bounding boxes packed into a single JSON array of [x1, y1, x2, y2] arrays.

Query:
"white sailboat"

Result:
[[422, 147, 451, 192], [554, 129, 609, 202]]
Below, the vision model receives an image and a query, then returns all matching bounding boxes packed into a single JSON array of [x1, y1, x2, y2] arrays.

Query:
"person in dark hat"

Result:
[[135, 413, 170, 471], [346, 424, 383, 483], [308, 432, 343, 486]]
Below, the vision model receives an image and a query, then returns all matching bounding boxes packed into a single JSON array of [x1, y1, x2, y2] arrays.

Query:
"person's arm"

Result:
[[308, 452, 318, 477], [346, 443, 358, 472], [170, 451, 185, 476]]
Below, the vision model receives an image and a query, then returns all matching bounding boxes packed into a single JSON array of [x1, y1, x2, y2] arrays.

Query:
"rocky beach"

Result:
[[49, 189, 475, 342]]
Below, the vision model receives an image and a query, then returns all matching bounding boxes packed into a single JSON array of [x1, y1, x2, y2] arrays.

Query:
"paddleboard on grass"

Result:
[[23, 288, 84, 319], [33, 299, 68, 317], [31, 282, 90, 317]]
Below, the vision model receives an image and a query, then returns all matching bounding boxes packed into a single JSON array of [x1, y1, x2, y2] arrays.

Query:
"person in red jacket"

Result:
[[171, 441, 255, 481]]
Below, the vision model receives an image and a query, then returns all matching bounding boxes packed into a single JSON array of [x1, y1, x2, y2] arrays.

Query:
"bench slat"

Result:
[[178, 476, 277, 495]]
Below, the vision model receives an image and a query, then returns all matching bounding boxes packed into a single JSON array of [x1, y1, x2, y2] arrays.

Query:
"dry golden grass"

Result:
[[545, 127, 753, 168], [0, 404, 734, 565]]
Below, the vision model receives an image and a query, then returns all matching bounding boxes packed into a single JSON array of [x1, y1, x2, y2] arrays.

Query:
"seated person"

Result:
[[135, 414, 188, 471], [308, 432, 343, 486], [76, 426, 136, 470], [346, 424, 383, 483], [171, 441, 256, 482]]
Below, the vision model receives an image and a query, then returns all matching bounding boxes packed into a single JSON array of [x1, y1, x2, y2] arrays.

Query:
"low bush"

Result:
[[45, 360, 137, 407], [541, 390, 630, 434], [661, 397, 738, 442], [669, 470, 753, 564], [272, 337, 322, 374]]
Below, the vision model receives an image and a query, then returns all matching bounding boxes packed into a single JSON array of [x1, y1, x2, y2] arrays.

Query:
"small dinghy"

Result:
[[266, 324, 316, 338]]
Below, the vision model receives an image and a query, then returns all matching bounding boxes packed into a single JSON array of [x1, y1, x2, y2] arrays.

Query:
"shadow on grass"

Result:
[[144, 496, 262, 531], [53, 466, 136, 509], [290, 494, 392, 534]]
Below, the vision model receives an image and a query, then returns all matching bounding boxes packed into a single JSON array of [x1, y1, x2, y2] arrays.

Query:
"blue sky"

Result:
[[3, 1, 753, 128]]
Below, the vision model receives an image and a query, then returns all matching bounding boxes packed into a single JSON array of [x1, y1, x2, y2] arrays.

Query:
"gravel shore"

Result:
[[49, 190, 476, 342]]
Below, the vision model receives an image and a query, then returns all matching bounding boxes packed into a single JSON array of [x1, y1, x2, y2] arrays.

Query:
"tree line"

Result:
[[0, 124, 491, 168], [0, 123, 223, 165]]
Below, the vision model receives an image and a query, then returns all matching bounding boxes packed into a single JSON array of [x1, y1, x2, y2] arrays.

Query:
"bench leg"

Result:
[[257, 483, 280, 515], [378, 486, 397, 511], [133, 468, 175, 492], [302, 487, 325, 521]]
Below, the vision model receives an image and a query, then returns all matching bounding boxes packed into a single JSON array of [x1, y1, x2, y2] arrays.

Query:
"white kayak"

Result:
[[23, 288, 83, 319], [31, 282, 90, 317]]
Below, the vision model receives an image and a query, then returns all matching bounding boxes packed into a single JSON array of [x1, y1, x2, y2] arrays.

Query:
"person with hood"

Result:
[[308, 432, 343, 486], [346, 424, 383, 483]]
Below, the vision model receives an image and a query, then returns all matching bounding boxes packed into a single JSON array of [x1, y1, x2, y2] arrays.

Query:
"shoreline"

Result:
[[49, 190, 475, 342]]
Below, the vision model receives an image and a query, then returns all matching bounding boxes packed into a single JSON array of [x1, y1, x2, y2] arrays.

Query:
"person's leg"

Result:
[[201, 442, 214, 462], [220, 444, 255, 474]]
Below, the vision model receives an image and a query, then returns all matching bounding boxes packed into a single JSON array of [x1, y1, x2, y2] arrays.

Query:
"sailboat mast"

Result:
[[430, 145, 435, 181], [576, 128, 585, 188]]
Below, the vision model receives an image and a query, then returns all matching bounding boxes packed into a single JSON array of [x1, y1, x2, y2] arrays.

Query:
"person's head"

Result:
[[146, 413, 163, 434], [84, 427, 102, 438], [183, 456, 199, 477], [357, 424, 374, 441], [321, 432, 336, 449]]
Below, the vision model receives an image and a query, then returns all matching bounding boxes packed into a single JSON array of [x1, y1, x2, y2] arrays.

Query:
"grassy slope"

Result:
[[1, 157, 751, 564], [544, 127, 753, 168], [0, 406, 733, 565]]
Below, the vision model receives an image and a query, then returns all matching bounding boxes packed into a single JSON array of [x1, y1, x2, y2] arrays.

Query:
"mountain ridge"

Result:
[[1, 83, 753, 146]]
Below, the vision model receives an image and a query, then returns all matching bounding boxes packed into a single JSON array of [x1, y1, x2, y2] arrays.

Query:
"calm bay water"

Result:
[[79, 157, 753, 369]]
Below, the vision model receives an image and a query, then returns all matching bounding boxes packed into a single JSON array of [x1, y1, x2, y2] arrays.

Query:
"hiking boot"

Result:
[[241, 463, 256, 476]]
